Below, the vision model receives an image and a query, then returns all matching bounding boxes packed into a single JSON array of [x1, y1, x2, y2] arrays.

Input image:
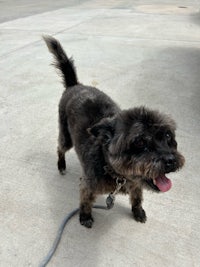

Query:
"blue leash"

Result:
[[39, 205, 109, 267]]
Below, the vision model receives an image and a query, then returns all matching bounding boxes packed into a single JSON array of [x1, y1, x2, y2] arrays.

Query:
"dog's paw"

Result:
[[80, 213, 94, 228], [132, 208, 147, 223], [59, 169, 66, 175], [57, 159, 66, 175]]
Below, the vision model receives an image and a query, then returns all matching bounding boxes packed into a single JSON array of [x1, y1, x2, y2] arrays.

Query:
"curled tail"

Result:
[[43, 35, 78, 88]]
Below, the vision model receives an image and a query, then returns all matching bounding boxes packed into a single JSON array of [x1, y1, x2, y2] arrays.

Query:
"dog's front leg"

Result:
[[79, 186, 96, 228], [129, 186, 147, 223]]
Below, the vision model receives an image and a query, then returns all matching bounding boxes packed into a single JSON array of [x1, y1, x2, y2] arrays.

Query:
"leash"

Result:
[[39, 178, 126, 267]]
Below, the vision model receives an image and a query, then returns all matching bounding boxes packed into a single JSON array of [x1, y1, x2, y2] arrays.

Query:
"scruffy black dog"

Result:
[[44, 36, 185, 228]]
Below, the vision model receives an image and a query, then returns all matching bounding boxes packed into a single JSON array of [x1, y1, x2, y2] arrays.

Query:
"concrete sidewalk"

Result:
[[0, 1, 200, 266]]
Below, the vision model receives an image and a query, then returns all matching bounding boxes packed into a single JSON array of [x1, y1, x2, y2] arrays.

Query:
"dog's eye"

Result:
[[166, 132, 172, 140], [127, 138, 149, 155], [134, 138, 146, 148]]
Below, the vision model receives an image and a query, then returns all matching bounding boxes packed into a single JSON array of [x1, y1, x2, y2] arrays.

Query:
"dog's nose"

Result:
[[164, 154, 176, 172]]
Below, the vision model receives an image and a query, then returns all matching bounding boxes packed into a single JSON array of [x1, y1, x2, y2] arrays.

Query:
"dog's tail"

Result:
[[43, 35, 78, 88]]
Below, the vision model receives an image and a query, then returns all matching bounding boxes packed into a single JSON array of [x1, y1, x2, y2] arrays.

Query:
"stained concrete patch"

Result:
[[136, 5, 199, 15]]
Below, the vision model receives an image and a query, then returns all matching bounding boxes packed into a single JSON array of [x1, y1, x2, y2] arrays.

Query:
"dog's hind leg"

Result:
[[57, 116, 73, 175]]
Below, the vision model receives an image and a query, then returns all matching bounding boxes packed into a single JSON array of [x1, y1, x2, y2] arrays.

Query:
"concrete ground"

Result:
[[0, 0, 200, 266]]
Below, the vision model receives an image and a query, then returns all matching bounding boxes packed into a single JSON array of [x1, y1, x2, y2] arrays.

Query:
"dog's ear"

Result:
[[88, 118, 116, 144]]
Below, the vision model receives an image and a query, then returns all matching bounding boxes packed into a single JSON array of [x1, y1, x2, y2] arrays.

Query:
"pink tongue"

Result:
[[155, 175, 172, 192]]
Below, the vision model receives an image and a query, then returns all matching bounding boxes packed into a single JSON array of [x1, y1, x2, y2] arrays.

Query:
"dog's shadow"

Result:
[[40, 150, 133, 267]]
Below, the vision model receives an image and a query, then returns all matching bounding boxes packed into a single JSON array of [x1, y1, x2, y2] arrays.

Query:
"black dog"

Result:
[[44, 36, 185, 228]]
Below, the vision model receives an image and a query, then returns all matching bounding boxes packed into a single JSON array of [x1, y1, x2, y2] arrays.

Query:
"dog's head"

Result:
[[89, 107, 185, 192]]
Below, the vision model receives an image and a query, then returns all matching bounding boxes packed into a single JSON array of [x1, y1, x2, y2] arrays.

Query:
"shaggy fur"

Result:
[[44, 36, 185, 228]]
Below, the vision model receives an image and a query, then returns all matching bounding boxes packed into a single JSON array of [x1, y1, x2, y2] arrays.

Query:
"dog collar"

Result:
[[103, 165, 126, 182]]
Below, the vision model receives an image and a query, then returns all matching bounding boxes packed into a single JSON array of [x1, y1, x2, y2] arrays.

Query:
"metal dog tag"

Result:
[[106, 194, 115, 209], [106, 178, 126, 209]]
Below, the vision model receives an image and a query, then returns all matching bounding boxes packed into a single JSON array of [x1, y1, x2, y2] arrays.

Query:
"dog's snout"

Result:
[[164, 154, 176, 172], [165, 154, 175, 165]]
